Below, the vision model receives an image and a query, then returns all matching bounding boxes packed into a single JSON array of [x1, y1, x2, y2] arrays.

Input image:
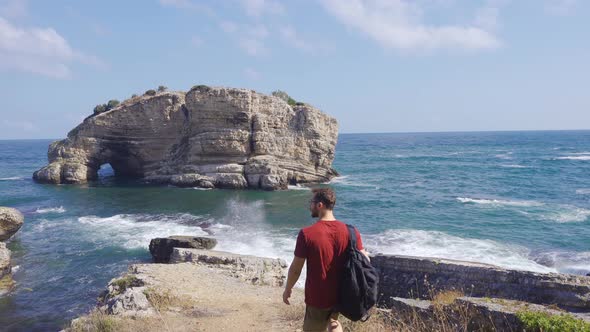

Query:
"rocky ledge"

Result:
[[33, 86, 339, 190], [0, 207, 24, 296]]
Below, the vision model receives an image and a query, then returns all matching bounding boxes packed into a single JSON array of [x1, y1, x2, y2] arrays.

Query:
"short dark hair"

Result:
[[312, 188, 336, 210]]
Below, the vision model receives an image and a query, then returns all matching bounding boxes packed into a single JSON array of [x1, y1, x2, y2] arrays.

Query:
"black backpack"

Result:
[[336, 224, 379, 322]]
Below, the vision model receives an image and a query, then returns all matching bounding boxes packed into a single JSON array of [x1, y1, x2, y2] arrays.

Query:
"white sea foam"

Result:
[[494, 152, 513, 160], [35, 206, 66, 214], [540, 206, 590, 223], [191, 187, 212, 190], [288, 184, 310, 191], [556, 156, 590, 161], [12, 265, 20, 272], [0, 176, 23, 181], [458, 197, 590, 223], [363, 229, 555, 273], [326, 175, 380, 189], [576, 189, 590, 195], [457, 197, 542, 207], [533, 251, 590, 275], [500, 164, 529, 168], [77, 213, 211, 249]]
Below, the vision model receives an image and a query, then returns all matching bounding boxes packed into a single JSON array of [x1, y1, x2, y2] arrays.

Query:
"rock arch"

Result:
[[33, 87, 339, 190]]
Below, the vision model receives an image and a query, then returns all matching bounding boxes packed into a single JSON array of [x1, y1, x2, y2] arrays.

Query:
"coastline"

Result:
[[64, 242, 590, 331]]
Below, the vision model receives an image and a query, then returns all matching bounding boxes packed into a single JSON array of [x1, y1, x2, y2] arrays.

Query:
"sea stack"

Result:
[[33, 86, 339, 190]]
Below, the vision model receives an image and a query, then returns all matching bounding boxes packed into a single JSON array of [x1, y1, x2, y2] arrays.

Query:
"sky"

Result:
[[0, 0, 589, 139]]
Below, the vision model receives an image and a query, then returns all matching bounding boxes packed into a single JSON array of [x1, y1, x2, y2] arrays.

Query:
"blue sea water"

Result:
[[1, 131, 590, 331]]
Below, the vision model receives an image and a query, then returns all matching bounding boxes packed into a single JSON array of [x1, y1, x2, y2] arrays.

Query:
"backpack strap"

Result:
[[346, 224, 357, 250]]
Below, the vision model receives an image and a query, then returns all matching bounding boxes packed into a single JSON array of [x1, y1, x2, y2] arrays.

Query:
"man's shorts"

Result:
[[303, 305, 340, 332]]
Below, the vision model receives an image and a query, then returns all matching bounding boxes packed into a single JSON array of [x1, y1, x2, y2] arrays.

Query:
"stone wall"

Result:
[[372, 254, 590, 311]]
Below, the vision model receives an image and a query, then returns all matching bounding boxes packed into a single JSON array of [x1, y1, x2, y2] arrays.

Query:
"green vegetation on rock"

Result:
[[271, 90, 299, 106], [93, 99, 120, 115], [516, 310, 590, 332], [157, 85, 168, 92], [144, 89, 157, 96], [191, 84, 210, 92]]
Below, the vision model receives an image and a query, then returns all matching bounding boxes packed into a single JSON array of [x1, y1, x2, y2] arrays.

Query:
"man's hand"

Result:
[[283, 287, 292, 305]]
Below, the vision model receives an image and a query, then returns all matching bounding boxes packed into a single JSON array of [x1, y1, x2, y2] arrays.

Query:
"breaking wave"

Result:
[[363, 229, 555, 273], [35, 206, 66, 214], [457, 197, 542, 207]]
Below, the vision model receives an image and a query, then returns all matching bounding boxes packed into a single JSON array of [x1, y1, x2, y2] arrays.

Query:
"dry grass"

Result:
[[143, 287, 196, 312], [432, 290, 464, 306]]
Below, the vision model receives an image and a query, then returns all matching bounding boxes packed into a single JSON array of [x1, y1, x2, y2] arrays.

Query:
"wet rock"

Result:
[[149, 236, 217, 263], [0, 207, 24, 241]]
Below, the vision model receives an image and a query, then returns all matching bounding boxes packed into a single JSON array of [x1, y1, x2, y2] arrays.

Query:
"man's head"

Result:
[[309, 188, 336, 218]]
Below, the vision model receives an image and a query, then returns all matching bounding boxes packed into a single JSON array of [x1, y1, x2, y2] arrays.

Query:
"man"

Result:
[[282, 188, 368, 332]]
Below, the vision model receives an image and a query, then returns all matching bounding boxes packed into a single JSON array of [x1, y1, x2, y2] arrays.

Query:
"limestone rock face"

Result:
[[0, 242, 10, 280], [170, 248, 287, 286], [33, 86, 339, 190], [149, 236, 217, 263], [0, 207, 24, 241]]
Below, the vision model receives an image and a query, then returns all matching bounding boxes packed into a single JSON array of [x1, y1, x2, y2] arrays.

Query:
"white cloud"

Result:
[[243, 67, 261, 80], [238, 0, 284, 17], [221, 22, 269, 56], [0, 0, 27, 19], [319, 0, 501, 52], [545, 0, 578, 15], [279, 26, 327, 54], [0, 17, 102, 78]]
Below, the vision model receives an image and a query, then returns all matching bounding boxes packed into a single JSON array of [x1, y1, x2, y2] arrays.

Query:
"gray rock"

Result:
[[149, 236, 217, 263], [372, 254, 590, 310], [33, 87, 339, 190], [0, 207, 24, 241], [0, 243, 13, 296], [103, 287, 154, 316], [0, 242, 10, 279], [170, 248, 287, 286]]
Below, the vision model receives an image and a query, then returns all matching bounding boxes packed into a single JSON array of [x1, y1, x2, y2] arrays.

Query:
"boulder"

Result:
[[170, 248, 287, 286], [0, 207, 24, 241], [149, 236, 217, 263], [33, 87, 339, 190]]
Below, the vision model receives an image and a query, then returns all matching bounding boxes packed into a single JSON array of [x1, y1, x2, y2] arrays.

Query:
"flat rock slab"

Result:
[[170, 248, 287, 287], [76, 262, 304, 331], [149, 236, 217, 263], [0, 207, 24, 241], [373, 254, 590, 310]]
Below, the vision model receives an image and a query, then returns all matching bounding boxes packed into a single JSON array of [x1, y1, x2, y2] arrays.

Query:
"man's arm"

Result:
[[361, 249, 370, 262], [282, 256, 305, 305]]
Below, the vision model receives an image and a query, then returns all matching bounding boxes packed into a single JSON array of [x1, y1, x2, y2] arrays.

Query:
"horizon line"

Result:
[[1, 128, 590, 140]]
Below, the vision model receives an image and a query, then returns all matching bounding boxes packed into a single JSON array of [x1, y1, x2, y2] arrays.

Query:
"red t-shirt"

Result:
[[294, 220, 363, 309]]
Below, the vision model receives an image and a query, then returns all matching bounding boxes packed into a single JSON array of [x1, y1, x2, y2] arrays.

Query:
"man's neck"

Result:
[[318, 210, 336, 221]]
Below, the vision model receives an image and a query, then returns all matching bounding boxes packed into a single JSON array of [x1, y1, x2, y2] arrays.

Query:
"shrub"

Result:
[[92, 99, 120, 115], [157, 85, 168, 92], [271, 90, 297, 106], [516, 310, 590, 332], [191, 85, 210, 92], [131, 94, 138, 98], [93, 104, 107, 115], [106, 99, 120, 109], [145, 89, 157, 96]]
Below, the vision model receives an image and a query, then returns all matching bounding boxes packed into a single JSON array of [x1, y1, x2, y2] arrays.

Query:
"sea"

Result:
[[0, 131, 589, 331]]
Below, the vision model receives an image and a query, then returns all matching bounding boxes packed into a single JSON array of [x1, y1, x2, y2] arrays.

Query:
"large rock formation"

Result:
[[33, 86, 339, 190], [0, 207, 24, 241]]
